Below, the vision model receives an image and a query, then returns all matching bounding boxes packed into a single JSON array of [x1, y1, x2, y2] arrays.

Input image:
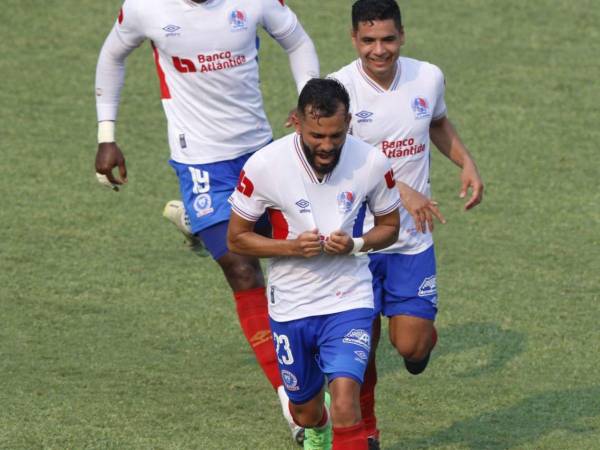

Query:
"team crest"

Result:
[[281, 370, 300, 391], [411, 97, 431, 119], [229, 9, 248, 31], [337, 191, 355, 213], [193, 193, 214, 218]]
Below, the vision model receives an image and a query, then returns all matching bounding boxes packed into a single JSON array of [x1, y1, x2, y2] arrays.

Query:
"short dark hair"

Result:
[[297, 78, 350, 118], [352, 0, 402, 31]]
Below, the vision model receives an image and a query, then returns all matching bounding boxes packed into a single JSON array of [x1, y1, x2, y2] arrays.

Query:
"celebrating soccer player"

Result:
[[228, 78, 400, 450], [328, 0, 484, 447], [93, 0, 319, 443]]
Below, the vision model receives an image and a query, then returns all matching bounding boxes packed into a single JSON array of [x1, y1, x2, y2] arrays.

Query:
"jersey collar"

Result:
[[356, 59, 402, 93], [294, 134, 333, 184]]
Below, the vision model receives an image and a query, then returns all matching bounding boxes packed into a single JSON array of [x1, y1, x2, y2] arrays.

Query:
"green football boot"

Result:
[[303, 391, 332, 450]]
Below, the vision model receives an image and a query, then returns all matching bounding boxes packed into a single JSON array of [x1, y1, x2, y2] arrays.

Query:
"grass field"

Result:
[[1, 0, 599, 448]]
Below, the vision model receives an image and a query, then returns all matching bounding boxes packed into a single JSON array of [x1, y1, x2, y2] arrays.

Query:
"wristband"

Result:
[[350, 237, 364, 255], [98, 121, 115, 143]]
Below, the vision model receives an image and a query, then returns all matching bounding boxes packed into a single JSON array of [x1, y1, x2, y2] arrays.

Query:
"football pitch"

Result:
[[1, 0, 599, 448]]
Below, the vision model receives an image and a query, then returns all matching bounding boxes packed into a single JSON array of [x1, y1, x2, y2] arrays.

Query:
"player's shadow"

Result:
[[387, 386, 600, 449], [377, 322, 526, 378]]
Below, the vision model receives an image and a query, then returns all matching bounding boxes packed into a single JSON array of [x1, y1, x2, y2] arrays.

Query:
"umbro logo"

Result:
[[355, 110, 374, 123], [295, 199, 311, 213], [163, 24, 181, 36]]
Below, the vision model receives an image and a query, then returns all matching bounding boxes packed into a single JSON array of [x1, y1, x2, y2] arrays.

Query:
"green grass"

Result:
[[1, 0, 599, 448]]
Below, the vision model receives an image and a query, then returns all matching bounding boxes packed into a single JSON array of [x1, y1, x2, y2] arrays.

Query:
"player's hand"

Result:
[[399, 183, 445, 233], [460, 161, 484, 210], [95, 142, 128, 191], [295, 229, 321, 258], [323, 230, 353, 255], [284, 108, 297, 128]]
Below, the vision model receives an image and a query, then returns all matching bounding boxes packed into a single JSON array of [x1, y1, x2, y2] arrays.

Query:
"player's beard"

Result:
[[301, 140, 342, 176]]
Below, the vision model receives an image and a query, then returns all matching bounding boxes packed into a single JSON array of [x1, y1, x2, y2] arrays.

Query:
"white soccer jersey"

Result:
[[229, 133, 400, 322], [96, 0, 313, 164], [329, 57, 447, 254]]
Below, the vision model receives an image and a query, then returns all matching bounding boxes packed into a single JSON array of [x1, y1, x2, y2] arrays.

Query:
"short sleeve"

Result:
[[367, 152, 401, 216], [228, 154, 271, 222], [430, 64, 447, 120], [259, 0, 298, 40]]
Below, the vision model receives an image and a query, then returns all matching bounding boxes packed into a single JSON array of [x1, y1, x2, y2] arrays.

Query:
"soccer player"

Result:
[[93, 0, 319, 443], [228, 78, 401, 450], [328, 1, 484, 447]]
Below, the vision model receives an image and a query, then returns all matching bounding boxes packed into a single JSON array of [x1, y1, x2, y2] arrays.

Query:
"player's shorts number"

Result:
[[273, 333, 294, 365], [189, 167, 210, 194]]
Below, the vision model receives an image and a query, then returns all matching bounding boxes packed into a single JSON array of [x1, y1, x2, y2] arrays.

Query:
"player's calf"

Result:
[[403, 326, 437, 375]]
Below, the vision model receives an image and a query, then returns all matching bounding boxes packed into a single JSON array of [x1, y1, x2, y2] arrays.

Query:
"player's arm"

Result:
[[396, 181, 445, 233], [260, 1, 319, 127], [228, 213, 321, 258], [430, 116, 484, 210], [362, 209, 400, 251], [323, 209, 399, 255], [94, 2, 145, 189]]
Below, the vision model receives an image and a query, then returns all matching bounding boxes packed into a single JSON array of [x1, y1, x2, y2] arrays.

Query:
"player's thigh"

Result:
[[318, 308, 374, 385], [380, 246, 439, 321], [269, 316, 325, 405]]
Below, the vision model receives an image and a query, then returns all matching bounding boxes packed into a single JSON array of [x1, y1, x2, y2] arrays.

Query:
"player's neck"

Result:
[[363, 63, 398, 91]]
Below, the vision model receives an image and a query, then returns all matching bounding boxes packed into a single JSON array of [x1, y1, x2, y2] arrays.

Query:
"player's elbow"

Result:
[[226, 228, 242, 254]]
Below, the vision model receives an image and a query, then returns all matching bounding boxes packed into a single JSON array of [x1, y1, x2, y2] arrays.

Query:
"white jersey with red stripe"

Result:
[[96, 0, 307, 164], [329, 57, 447, 254], [229, 133, 400, 322]]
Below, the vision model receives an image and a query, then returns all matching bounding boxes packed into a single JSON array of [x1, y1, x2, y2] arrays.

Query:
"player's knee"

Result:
[[392, 338, 430, 361], [289, 405, 323, 428], [330, 395, 361, 427], [219, 256, 262, 289]]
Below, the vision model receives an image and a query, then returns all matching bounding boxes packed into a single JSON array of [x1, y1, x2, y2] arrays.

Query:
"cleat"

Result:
[[303, 391, 332, 450], [162, 200, 208, 256], [293, 426, 305, 446], [367, 436, 381, 450], [278, 386, 305, 446], [404, 326, 437, 375]]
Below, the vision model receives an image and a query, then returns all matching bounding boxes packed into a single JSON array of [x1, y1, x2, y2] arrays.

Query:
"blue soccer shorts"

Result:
[[169, 153, 269, 260], [269, 308, 373, 404], [368, 245, 438, 320]]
